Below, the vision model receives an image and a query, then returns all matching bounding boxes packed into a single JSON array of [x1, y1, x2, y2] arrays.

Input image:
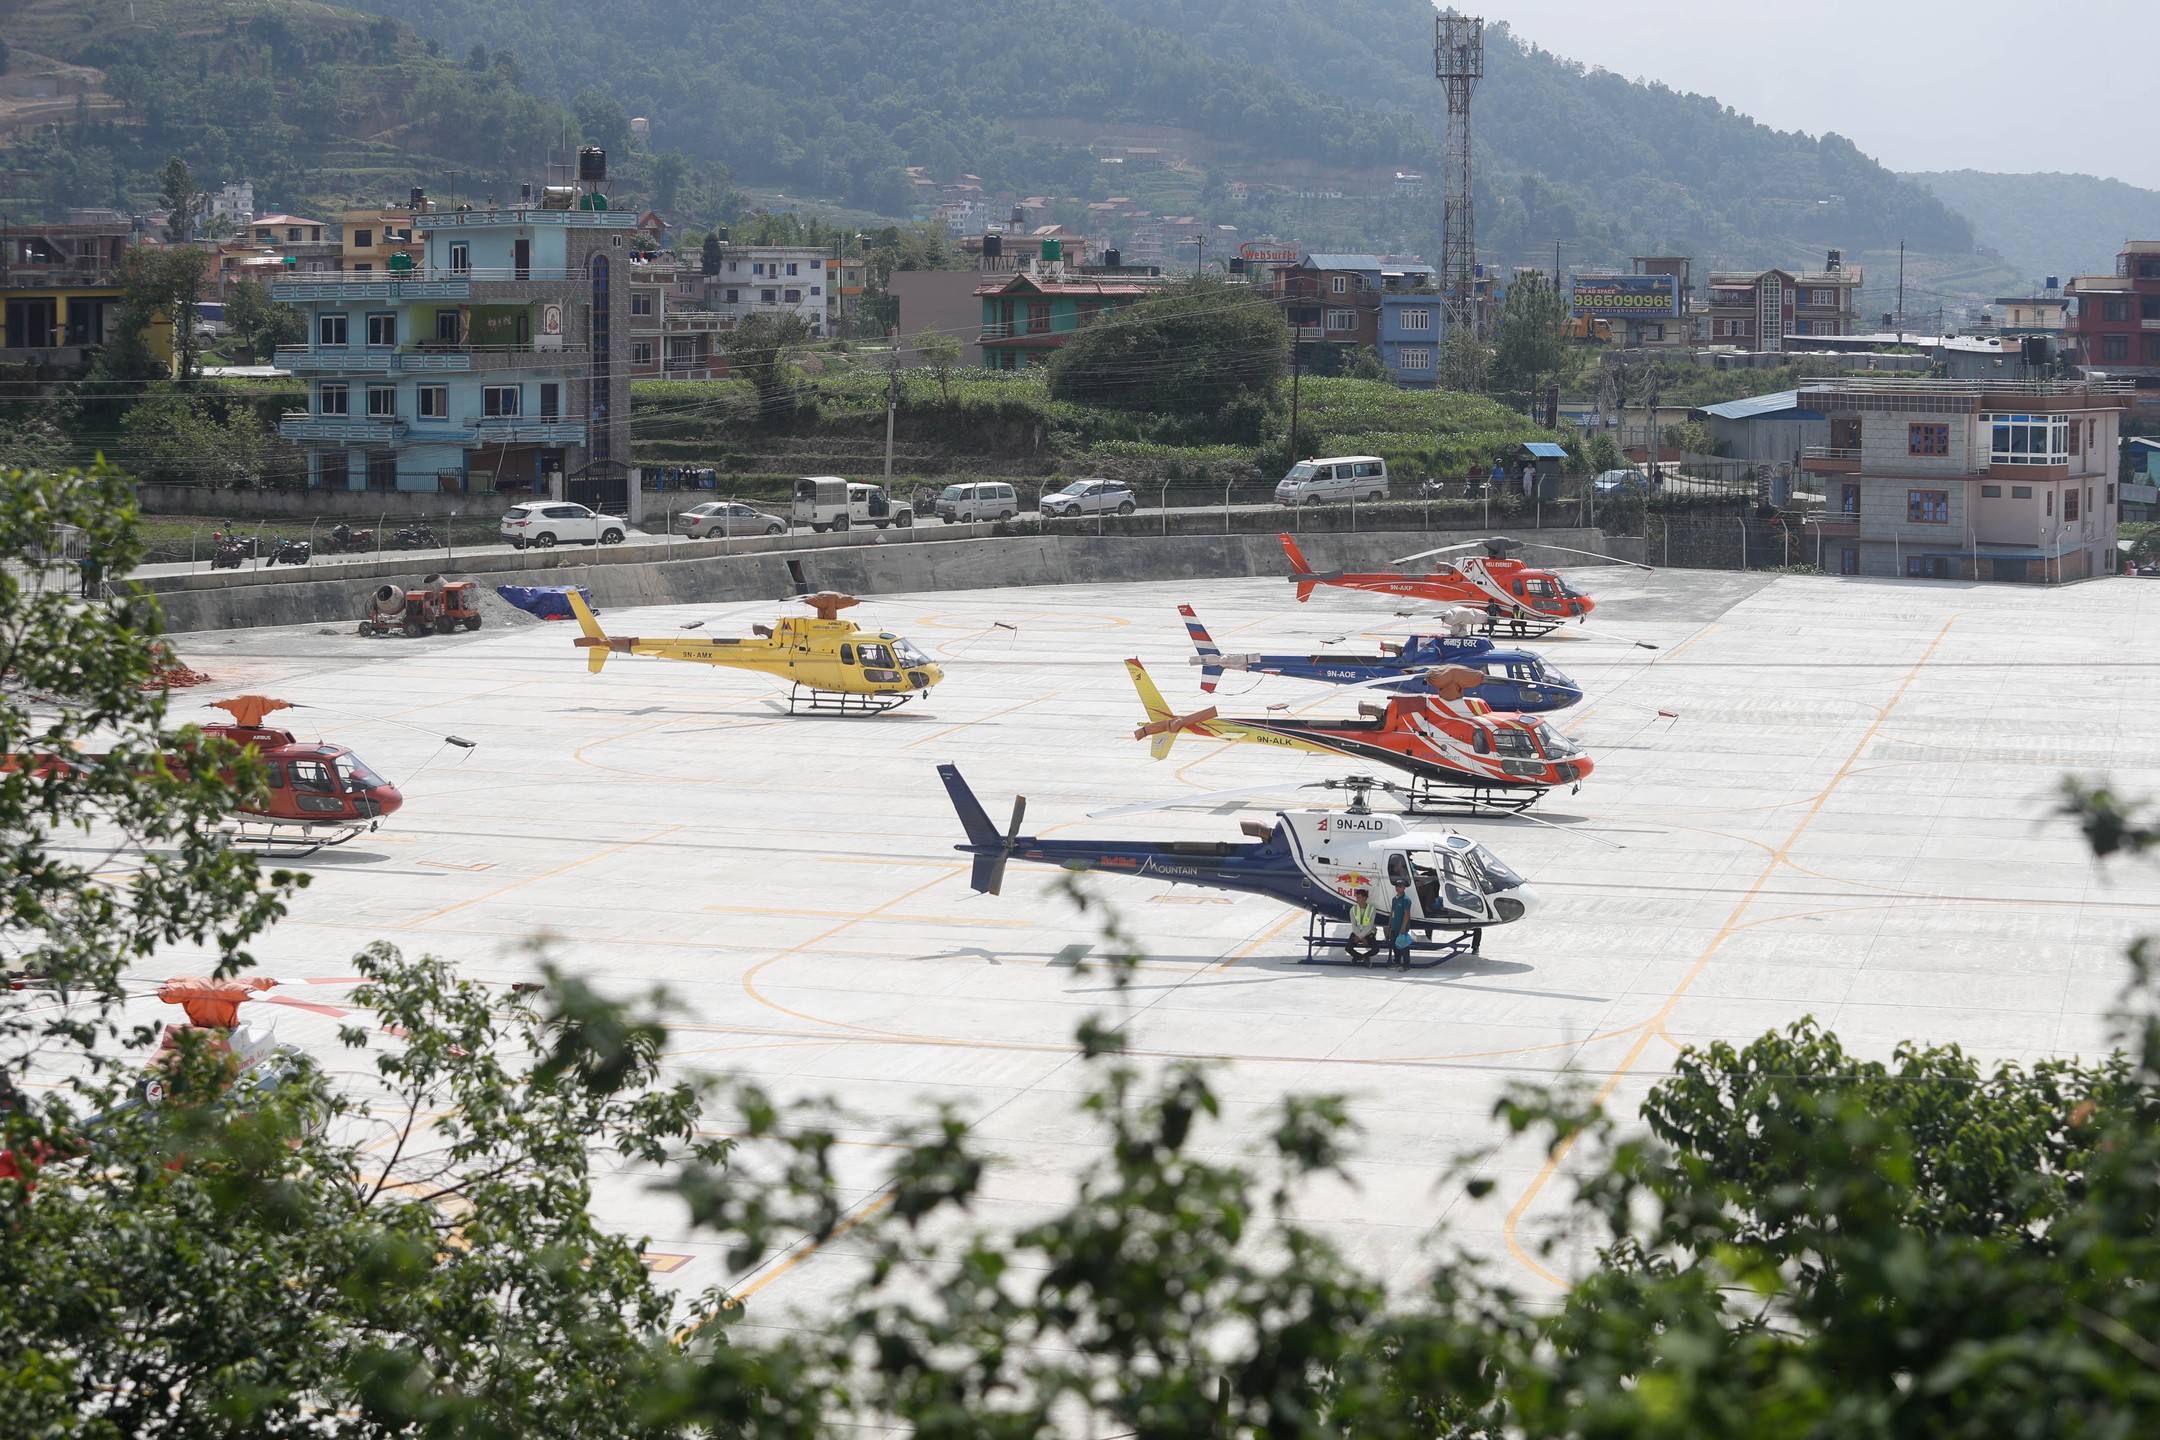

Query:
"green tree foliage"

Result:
[[223, 276, 305, 360], [701, 231, 723, 276], [719, 311, 812, 422], [910, 325, 962, 405], [155, 154, 201, 243], [1047, 277, 1287, 418], [1489, 269, 1570, 408], [117, 393, 304, 489], [110, 243, 209, 382]]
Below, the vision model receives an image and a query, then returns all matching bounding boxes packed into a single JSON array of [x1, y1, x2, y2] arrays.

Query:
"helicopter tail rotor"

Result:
[[938, 764, 1027, 895]]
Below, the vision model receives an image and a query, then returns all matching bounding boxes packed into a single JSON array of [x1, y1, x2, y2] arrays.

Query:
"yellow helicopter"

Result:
[[566, 590, 944, 714]]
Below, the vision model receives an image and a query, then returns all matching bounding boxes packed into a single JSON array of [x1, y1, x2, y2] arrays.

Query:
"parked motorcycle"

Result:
[[269, 538, 311, 566], [209, 529, 260, 557], [392, 524, 440, 550], [322, 523, 376, 554], [209, 541, 248, 570]]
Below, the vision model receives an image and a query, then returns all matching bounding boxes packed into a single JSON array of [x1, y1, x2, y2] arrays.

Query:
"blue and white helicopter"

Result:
[[1178, 604, 1585, 713], [938, 764, 1541, 966]]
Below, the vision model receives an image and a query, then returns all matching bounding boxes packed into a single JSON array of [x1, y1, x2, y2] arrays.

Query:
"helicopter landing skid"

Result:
[[787, 686, 916, 717], [1399, 779, 1546, 816], [1300, 913, 1480, 969], [1487, 617, 1564, 640], [223, 818, 372, 860]]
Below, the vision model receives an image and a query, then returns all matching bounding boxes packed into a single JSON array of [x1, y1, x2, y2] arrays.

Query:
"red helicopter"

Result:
[[1128, 659, 1591, 813], [1280, 534, 1649, 637], [1, 695, 410, 857]]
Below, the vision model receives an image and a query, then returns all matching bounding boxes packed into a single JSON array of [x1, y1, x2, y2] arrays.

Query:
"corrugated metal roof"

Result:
[[1301, 253, 1384, 271], [1521, 442, 1570, 458], [1699, 390, 1823, 421]]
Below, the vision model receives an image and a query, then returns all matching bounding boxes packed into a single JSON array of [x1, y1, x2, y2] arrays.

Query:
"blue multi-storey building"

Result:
[[1377, 290, 1445, 389], [273, 191, 635, 503]]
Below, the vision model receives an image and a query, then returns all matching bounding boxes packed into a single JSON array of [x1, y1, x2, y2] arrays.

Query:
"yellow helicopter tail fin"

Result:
[[566, 590, 611, 673]]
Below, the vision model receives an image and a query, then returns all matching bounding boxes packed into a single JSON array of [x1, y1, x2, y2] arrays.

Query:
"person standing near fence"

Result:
[[77, 551, 102, 601]]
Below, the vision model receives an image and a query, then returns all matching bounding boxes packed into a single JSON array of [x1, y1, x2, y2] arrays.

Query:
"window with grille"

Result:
[[1907, 489, 1949, 523], [1908, 423, 1948, 456], [1401, 309, 1432, 331], [1399, 347, 1431, 369]]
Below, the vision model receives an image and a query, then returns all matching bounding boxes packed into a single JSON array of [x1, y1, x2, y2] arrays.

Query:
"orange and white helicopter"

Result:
[[1127, 659, 1591, 813], [1281, 534, 1650, 637], [1, 695, 414, 858]]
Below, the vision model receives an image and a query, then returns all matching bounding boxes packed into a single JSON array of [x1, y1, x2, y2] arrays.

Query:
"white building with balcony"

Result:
[[271, 197, 637, 506], [703, 244, 829, 335], [1798, 377, 2129, 582]]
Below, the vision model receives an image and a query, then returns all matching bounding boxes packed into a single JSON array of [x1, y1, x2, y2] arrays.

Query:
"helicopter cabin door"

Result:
[[284, 757, 348, 816], [1385, 848, 1486, 923]]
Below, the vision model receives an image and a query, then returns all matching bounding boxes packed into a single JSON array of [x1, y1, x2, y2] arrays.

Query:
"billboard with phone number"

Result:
[[1568, 274, 1679, 318]]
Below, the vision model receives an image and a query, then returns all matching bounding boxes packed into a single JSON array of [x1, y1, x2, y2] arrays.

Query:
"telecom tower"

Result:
[[1434, 12, 1484, 344]]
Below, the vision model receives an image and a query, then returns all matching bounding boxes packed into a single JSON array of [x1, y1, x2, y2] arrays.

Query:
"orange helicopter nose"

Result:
[[360, 784, 403, 819]]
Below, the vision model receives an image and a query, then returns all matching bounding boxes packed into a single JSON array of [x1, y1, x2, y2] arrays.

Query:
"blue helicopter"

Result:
[[1177, 605, 1584, 713], [938, 764, 1540, 966]]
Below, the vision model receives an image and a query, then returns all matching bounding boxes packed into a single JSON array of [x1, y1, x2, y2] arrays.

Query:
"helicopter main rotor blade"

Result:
[[1388, 541, 1485, 566], [1455, 794, 1626, 849], [1089, 783, 1306, 819], [1511, 541, 1657, 573]]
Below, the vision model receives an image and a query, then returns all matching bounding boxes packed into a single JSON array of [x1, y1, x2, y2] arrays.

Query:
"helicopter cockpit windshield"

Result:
[[1532, 656, 1574, 688], [894, 638, 932, 668], [1530, 722, 1580, 759], [334, 754, 387, 793]]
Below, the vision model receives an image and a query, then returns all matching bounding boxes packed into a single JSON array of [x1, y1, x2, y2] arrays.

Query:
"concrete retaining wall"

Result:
[[147, 528, 1641, 634]]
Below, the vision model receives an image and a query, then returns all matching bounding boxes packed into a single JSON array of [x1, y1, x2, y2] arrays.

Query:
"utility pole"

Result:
[[882, 351, 899, 484], [1435, 12, 1484, 374], [1288, 340, 1303, 461], [1896, 238, 1905, 343], [1184, 233, 1206, 276]]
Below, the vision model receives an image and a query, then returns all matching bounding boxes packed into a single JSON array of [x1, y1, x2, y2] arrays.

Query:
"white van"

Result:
[[933, 481, 1020, 524], [1275, 456, 1390, 506], [790, 476, 913, 532]]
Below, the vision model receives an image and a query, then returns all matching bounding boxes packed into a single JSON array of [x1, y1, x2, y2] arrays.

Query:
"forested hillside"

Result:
[[332, 0, 1973, 269], [0, 0, 575, 218], [1906, 171, 2160, 283], [1110, 0, 1972, 267], [326, 0, 1427, 213]]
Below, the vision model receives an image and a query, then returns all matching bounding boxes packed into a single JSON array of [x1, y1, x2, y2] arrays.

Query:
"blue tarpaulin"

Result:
[[496, 585, 595, 621]]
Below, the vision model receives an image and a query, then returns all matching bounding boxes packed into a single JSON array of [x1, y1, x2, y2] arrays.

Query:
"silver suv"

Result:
[[1041, 478, 1137, 517]]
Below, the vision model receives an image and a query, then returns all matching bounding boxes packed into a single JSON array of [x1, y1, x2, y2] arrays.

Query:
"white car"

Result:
[[499, 502, 625, 549], [678, 501, 787, 538], [1040, 478, 1136, 518]]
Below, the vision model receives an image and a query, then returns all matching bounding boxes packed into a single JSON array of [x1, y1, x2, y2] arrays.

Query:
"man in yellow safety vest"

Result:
[[1344, 886, 1380, 965]]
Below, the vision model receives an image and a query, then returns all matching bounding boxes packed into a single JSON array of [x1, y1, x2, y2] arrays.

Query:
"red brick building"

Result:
[[1703, 253, 1863, 350], [2066, 241, 2160, 386]]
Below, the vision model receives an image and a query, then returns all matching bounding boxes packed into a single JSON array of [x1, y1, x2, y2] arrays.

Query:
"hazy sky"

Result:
[[1487, 1, 2155, 191]]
